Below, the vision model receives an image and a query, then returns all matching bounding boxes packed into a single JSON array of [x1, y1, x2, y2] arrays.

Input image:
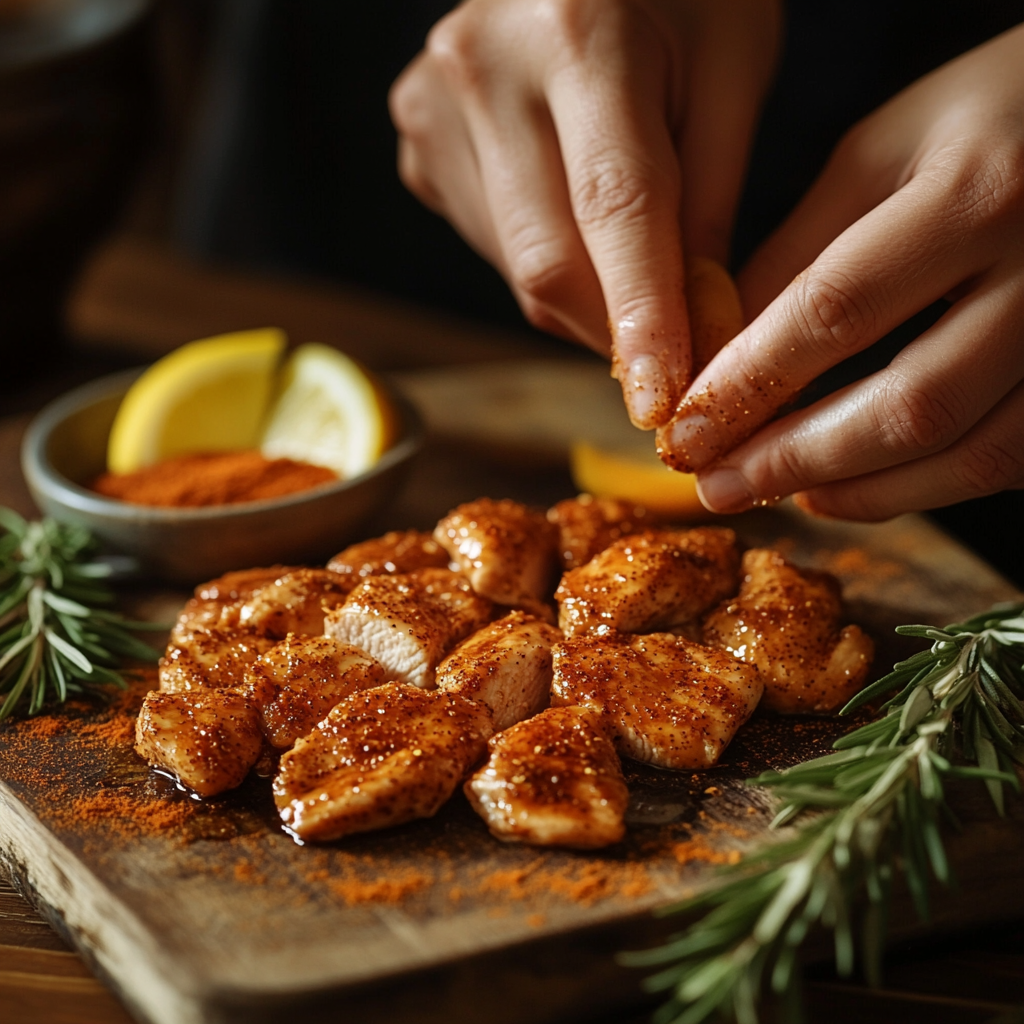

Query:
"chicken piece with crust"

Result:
[[274, 683, 493, 842], [436, 611, 561, 731], [702, 548, 874, 715], [324, 568, 492, 688], [434, 498, 558, 616], [551, 631, 762, 769], [243, 634, 385, 749], [547, 495, 658, 570], [170, 566, 296, 641], [159, 628, 276, 692], [555, 527, 740, 638], [466, 705, 628, 849], [135, 688, 264, 797], [237, 568, 355, 639], [327, 530, 449, 578]]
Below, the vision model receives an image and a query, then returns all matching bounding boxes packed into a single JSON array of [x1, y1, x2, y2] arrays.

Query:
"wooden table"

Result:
[[1, 238, 1022, 1024]]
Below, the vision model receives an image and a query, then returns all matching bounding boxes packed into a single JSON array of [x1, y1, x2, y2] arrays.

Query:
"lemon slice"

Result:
[[107, 329, 286, 474], [570, 441, 706, 518], [260, 343, 397, 478]]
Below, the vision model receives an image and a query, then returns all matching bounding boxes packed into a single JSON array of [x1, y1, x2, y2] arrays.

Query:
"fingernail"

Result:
[[620, 355, 674, 430], [655, 413, 717, 473], [696, 468, 754, 513]]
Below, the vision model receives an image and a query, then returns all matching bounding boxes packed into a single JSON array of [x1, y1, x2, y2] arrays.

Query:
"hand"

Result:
[[657, 24, 1024, 520], [390, 0, 780, 428]]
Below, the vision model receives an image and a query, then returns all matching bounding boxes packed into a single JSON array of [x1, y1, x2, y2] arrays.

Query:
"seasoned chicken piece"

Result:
[[324, 568, 492, 689], [436, 611, 561, 731], [243, 634, 386, 749], [702, 548, 874, 715], [159, 627, 276, 692], [547, 495, 658, 570], [135, 688, 263, 797], [434, 498, 558, 615], [465, 706, 628, 849], [327, 530, 449, 577], [551, 631, 762, 769], [555, 527, 740, 638], [237, 568, 355, 639], [273, 683, 493, 842], [170, 566, 296, 641]]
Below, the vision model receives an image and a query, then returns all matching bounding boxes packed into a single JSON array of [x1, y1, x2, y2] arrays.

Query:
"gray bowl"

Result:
[[21, 368, 424, 584]]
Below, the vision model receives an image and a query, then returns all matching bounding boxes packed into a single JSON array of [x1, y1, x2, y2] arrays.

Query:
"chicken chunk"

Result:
[[327, 530, 449, 577], [465, 706, 628, 849], [551, 631, 762, 769], [135, 688, 264, 797], [434, 498, 558, 615], [702, 548, 874, 715], [546, 495, 658, 570], [243, 635, 386, 749], [436, 611, 561, 731], [273, 683, 493, 842], [159, 627, 276, 692], [170, 566, 296, 642], [324, 568, 492, 688], [237, 568, 355, 638], [555, 527, 740, 638]]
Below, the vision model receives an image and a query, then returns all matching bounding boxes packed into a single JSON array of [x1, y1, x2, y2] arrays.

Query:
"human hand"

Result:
[[657, 24, 1024, 520], [389, 0, 780, 428]]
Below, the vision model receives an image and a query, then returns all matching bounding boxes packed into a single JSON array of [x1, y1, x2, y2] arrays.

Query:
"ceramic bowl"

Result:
[[21, 368, 423, 584]]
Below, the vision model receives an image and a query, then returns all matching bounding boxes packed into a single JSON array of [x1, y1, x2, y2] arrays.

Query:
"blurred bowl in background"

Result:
[[20, 369, 425, 584], [0, 0, 154, 379]]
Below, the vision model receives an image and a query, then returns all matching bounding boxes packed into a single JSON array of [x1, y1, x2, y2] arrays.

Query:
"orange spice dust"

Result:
[[328, 872, 432, 906], [93, 450, 337, 508]]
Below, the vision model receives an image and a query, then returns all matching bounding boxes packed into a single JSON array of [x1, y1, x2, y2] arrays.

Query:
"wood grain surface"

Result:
[[0, 238, 1022, 1024]]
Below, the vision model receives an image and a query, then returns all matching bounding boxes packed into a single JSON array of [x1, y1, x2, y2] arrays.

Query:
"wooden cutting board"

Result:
[[2, 505, 1023, 1024]]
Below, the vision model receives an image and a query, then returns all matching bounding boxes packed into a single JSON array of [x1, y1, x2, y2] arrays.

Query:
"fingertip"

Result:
[[616, 353, 678, 429]]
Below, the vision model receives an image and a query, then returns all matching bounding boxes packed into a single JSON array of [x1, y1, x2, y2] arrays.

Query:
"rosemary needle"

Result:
[[621, 602, 1024, 1024], [0, 507, 163, 722]]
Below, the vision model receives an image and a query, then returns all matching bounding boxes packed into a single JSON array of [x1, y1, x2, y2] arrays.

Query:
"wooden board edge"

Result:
[[0, 782, 206, 1024]]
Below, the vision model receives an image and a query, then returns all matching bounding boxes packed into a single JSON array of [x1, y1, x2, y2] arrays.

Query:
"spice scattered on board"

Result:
[[0, 669, 784, 916]]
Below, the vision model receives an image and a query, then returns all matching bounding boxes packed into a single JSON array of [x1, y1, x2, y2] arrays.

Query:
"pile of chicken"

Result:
[[135, 496, 874, 850]]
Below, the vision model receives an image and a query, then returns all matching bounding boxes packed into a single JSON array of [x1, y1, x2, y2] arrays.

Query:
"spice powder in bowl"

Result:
[[92, 451, 338, 508]]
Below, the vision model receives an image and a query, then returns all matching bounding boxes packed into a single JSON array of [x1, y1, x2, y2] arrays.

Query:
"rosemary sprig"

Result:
[[621, 601, 1024, 1024], [0, 507, 163, 721]]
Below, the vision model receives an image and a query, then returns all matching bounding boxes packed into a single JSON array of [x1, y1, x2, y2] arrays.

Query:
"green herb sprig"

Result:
[[0, 508, 162, 721], [621, 602, 1024, 1024]]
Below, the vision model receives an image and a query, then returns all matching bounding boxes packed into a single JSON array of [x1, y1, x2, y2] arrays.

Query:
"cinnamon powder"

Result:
[[93, 450, 337, 507]]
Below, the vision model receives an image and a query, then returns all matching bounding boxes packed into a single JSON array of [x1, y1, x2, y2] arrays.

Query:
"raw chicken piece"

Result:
[[159, 627, 276, 692], [170, 566, 295, 641], [237, 568, 355, 638], [434, 498, 558, 615], [546, 495, 658, 570], [324, 568, 492, 688], [243, 634, 386, 749], [436, 611, 561, 731], [551, 631, 762, 769], [555, 527, 740, 638], [273, 683, 493, 842], [702, 548, 874, 715], [327, 530, 449, 577], [465, 705, 628, 849], [135, 688, 263, 797]]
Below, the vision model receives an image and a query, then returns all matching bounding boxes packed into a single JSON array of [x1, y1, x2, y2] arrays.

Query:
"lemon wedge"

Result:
[[260, 343, 397, 478], [570, 441, 706, 518], [107, 329, 286, 474]]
